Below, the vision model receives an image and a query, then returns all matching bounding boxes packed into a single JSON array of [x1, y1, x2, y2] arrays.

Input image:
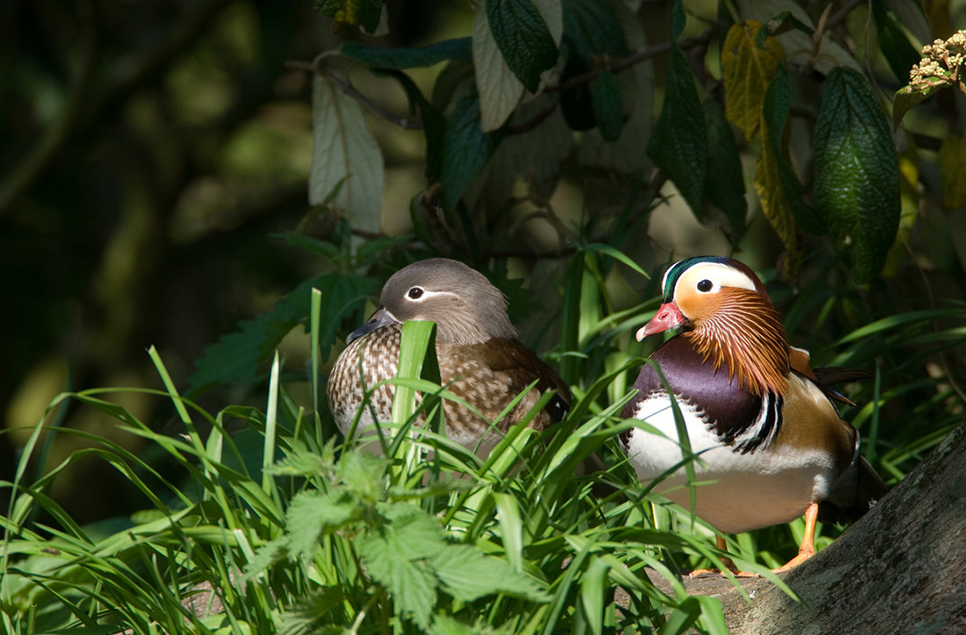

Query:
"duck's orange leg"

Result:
[[688, 536, 760, 578], [772, 501, 819, 573]]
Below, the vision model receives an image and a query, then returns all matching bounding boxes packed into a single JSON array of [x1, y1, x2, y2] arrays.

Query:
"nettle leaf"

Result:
[[189, 272, 377, 392], [814, 67, 901, 283], [441, 93, 505, 211], [315, 0, 383, 33], [356, 504, 447, 629], [310, 76, 384, 233], [722, 20, 785, 141], [341, 38, 472, 69], [591, 69, 623, 142], [433, 545, 548, 602], [938, 135, 966, 209], [871, 2, 921, 83], [284, 490, 359, 558], [485, 0, 559, 93], [646, 2, 705, 212], [703, 99, 747, 238]]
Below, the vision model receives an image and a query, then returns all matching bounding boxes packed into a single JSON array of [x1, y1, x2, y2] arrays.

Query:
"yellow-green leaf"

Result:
[[939, 134, 966, 209], [722, 20, 785, 141]]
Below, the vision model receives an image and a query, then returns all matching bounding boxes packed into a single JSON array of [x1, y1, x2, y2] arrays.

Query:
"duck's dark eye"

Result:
[[697, 279, 713, 292], [408, 287, 424, 299]]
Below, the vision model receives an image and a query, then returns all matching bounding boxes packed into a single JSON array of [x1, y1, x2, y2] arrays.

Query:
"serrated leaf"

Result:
[[433, 545, 547, 602], [473, 0, 526, 131], [310, 76, 384, 233], [315, 0, 383, 33], [646, 22, 706, 212], [441, 93, 504, 210], [356, 504, 446, 628], [591, 69, 623, 141], [738, 0, 860, 74], [188, 272, 377, 392], [938, 135, 966, 209], [702, 99, 747, 237], [285, 490, 358, 557], [486, 0, 559, 93], [814, 67, 901, 283], [872, 2, 922, 82], [341, 38, 472, 69], [722, 20, 785, 141]]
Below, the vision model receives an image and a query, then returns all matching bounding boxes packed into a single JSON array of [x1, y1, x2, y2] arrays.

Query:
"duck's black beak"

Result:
[[347, 307, 400, 344]]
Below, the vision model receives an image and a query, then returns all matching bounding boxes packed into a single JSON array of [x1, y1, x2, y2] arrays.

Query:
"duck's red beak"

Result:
[[636, 302, 686, 341]]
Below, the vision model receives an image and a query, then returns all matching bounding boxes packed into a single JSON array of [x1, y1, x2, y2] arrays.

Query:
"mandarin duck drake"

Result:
[[620, 256, 887, 575], [328, 258, 570, 455]]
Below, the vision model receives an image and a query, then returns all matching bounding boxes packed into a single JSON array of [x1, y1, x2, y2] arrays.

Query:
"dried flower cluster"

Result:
[[909, 30, 966, 95]]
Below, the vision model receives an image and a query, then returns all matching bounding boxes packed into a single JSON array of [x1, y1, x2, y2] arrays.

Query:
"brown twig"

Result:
[[290, 28, 716, 135]]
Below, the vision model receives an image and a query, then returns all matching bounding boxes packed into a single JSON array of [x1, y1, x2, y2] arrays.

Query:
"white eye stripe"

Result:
[[676, 262, 756, 296], [405, 289, 459, 302]]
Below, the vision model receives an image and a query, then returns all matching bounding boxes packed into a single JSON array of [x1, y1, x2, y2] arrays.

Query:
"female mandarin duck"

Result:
[[328, 259, 570, 455], [620, 256, 887, 575]]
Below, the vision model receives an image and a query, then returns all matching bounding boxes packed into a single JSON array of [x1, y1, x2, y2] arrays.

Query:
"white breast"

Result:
[[624, 393, 839, 534]]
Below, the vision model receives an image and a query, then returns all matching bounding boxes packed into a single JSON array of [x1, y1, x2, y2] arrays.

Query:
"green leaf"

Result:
[[814, 67, 901, 283], [440, 93, 505, 211], [188, 272, 377, 392], [893, 83, 940, 131], [341, 38, 472, 69], [310, 76, 384, 233], [646, 27, 706, 211], [356, 504, 446, 628], [702, 98, 747, 238], [433, 545, 547, 602], [485, 0, 559, 93], [284, 490, 358, 556], [314, 0, 383, 33], [871, 2, 921, 83], [591, 69, 622, 142], [561, 0, 627, 61]]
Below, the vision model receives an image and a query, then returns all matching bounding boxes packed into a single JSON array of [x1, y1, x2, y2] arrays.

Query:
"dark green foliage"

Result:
[[485, 0, 559, 92], [814, 68, 901, 284], [646, 42, 707, 212]]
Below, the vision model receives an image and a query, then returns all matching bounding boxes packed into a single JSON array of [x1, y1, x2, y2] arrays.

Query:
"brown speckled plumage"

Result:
[[327, 259, 569, 454]]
